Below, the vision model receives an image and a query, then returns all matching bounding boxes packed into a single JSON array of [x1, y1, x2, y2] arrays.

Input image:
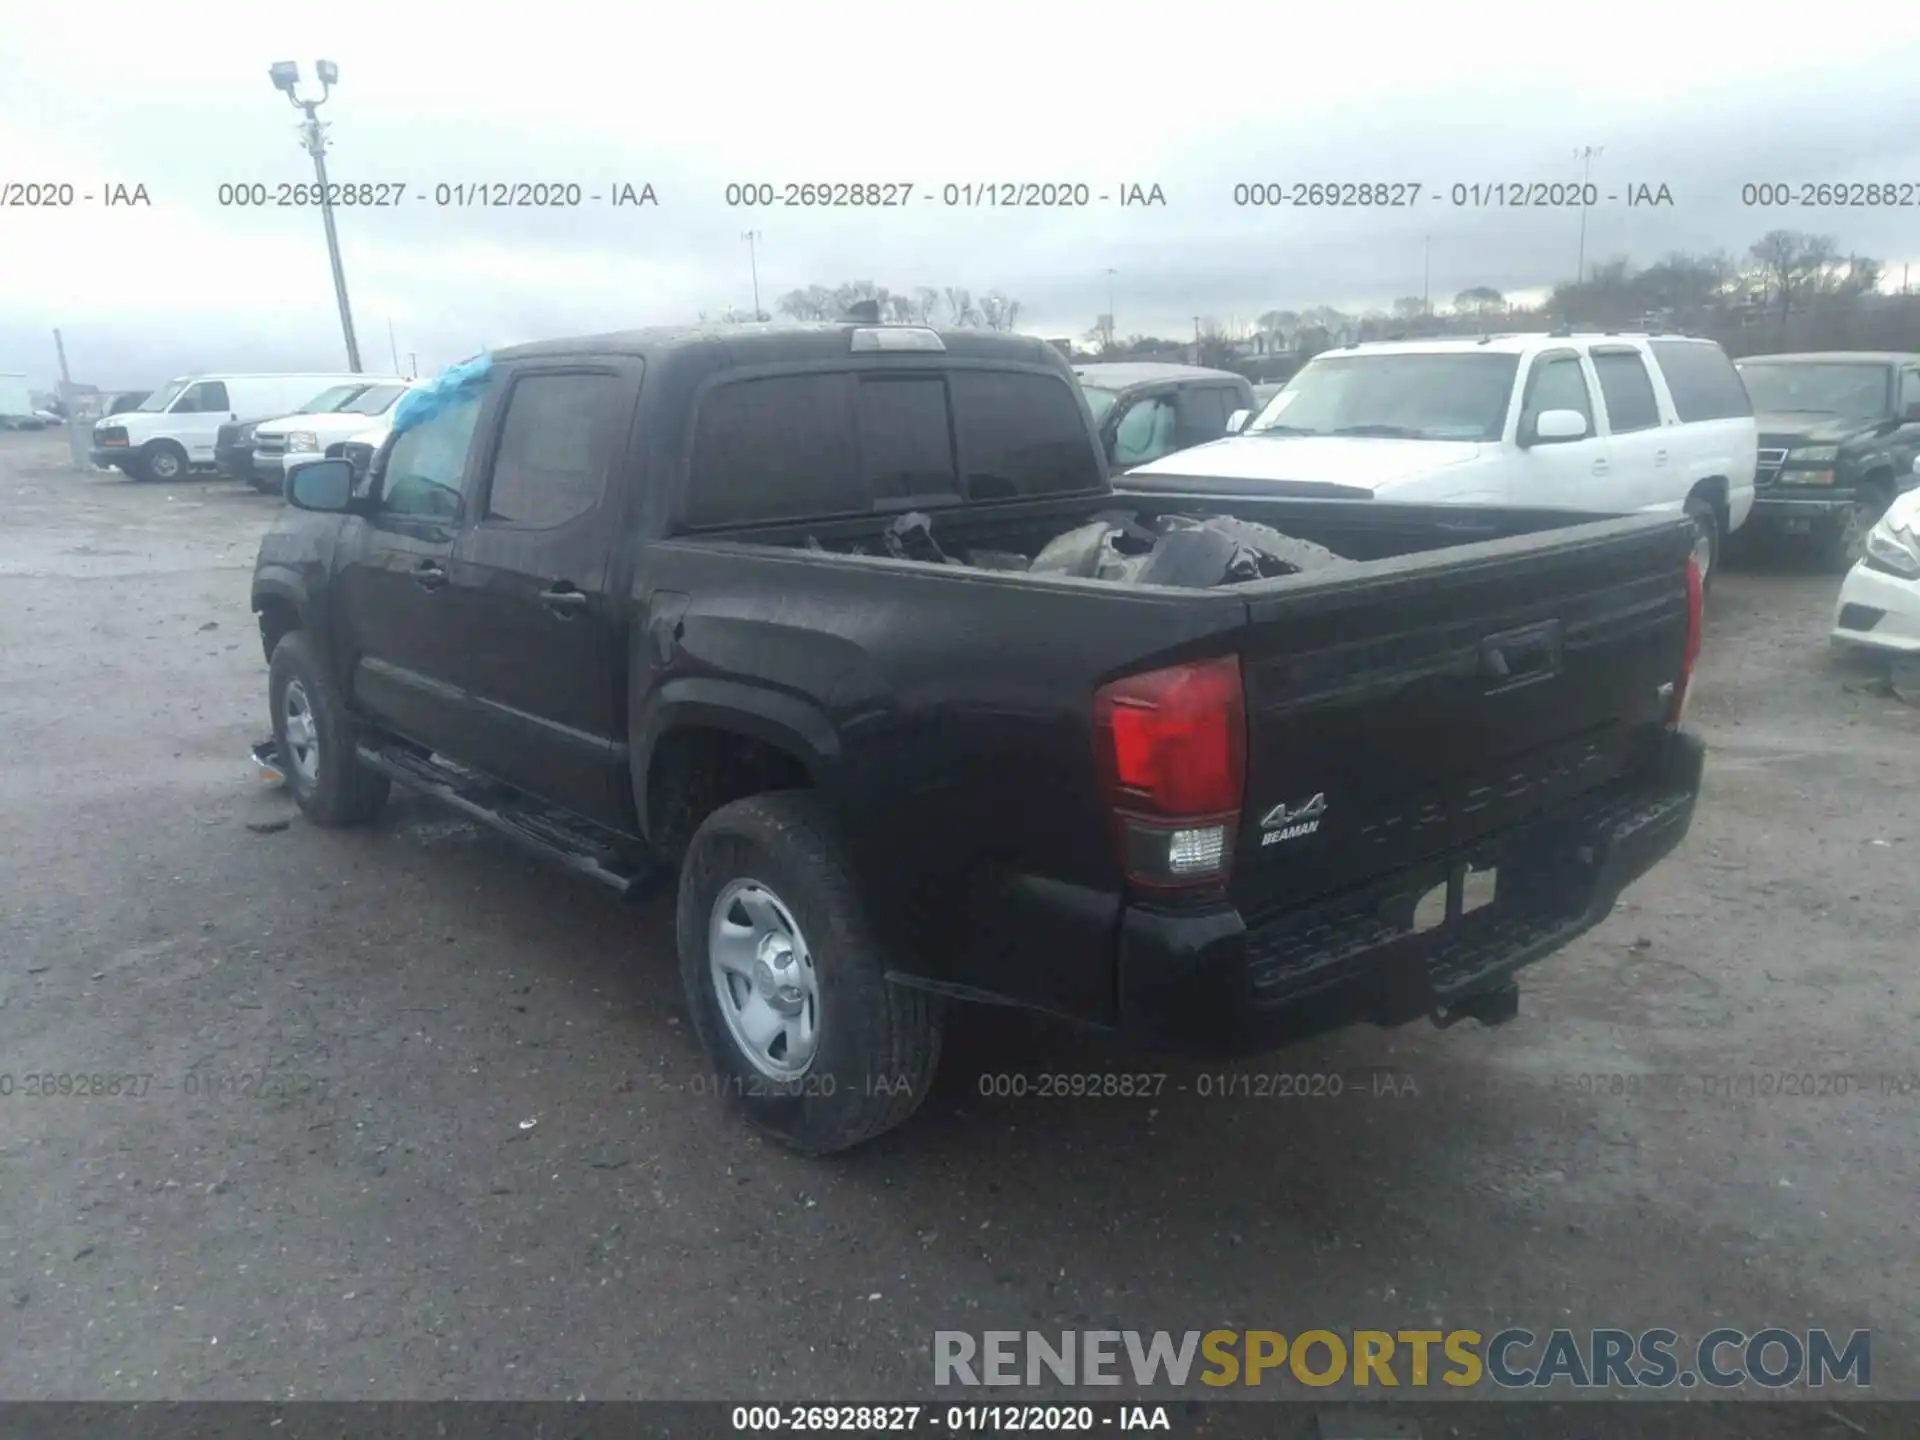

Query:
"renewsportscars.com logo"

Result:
[[933, 1328, 1871, 1391]]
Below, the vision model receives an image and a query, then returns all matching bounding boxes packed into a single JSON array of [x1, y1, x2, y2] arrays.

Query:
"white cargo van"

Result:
[[89, 373, 369, 482]]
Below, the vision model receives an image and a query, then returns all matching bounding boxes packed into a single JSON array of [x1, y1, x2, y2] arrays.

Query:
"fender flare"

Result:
[[631, 677, 841, 843]]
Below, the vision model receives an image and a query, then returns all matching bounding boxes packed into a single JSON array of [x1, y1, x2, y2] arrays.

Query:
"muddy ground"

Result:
[[1, 429, 1916, 1416]]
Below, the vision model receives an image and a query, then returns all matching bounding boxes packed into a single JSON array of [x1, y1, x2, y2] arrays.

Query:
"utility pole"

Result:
[[408, 352, 418, 378], [387, 318, 401, 373], [1105, 268, 1117, 349], [1422, 234, 1431, 313], [1574, 145, 1604, 286], [53, 328, 86, 470], [742, 231, 763, 321], [270, 60, 361, 371]]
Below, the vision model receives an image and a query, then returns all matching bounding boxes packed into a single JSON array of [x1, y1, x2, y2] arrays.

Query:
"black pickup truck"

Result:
[[251, 322, 1706, 1154]]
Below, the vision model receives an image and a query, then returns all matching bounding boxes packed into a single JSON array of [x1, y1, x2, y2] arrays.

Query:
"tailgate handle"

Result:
[[1479, 620, 1563, 692]]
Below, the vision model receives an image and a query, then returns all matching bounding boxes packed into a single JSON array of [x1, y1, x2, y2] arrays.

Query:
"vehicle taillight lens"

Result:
[[1093, 655, 1246, 889], [1669, 554, 1703, 726]]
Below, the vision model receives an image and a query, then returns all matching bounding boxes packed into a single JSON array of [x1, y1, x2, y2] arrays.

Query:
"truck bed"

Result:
[[647, 492, 1695, 1024]]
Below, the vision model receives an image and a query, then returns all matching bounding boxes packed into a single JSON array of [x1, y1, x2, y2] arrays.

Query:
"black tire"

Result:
[[267, 631, 391, 827], [1684, 494, 1720, 593], [676, 791, 942, 1155], [134, 441, 188, 484], [1818, 488, 1887, 574]]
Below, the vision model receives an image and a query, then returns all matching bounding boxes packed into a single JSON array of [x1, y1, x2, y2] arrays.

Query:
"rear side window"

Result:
[[688, 367, 1099, 524], [949, 370, 1101, 499], [1648, 340, 1751, 421], [483, 372, 621, 526], [687, 374, 862, 526], [1591, 350, 1662, 433]]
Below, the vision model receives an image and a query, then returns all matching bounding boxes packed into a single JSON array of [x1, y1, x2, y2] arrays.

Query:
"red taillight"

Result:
[[1669, 554, 1703, 726], [1094, 655, 1246, 889]]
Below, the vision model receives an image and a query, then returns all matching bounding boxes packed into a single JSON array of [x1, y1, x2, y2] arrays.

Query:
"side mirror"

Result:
[[1226, 408, 1251, 434], [1525, 408, 1590, 446], [287, 458, 355, 513]]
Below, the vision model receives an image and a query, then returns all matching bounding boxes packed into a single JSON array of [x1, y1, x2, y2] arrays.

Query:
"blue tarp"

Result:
[[389, 352, 493, 437]]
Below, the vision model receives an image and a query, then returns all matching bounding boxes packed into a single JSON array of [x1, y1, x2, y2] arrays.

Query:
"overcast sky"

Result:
[[4, 0, 1920, 391]]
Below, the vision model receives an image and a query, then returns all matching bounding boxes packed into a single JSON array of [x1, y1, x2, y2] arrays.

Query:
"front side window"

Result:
[[381, 390, 485, 521], [172, 380, 230, 414], [1521, 355, 1594, 432], [483, 373, 620, 527]]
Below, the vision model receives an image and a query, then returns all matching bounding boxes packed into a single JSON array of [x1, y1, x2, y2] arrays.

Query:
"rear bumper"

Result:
[[1109, 731, 1705, 1055]]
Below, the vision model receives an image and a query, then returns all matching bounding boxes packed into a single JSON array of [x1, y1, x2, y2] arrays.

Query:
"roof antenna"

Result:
[[842, 299, 882, 324]]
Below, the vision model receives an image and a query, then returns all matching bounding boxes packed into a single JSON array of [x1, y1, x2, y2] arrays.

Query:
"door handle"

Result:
[[1591, 457, 1609, 475], [540, 584, 589, 616], [414, 561, 448, 591], [1655, 449, 1669, 465]]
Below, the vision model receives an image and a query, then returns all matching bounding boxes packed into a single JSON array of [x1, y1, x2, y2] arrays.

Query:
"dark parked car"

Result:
[[1734, 351, 1920, 568], [1072, 362, 1257, 472], [252, 322, 1705, 1154], [216, 420, 264, 486]]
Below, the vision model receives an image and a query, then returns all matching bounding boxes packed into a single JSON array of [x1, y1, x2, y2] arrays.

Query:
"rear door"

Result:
[[1587, 345, 1671, 512], [441, 361, 640, 825], [332, 386, 488, 754], [1508, 348, 1612, 511]]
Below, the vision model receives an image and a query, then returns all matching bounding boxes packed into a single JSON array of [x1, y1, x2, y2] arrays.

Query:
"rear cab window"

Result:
[[685, 365, 1099, 526], [1647, 340, 1752, 422]]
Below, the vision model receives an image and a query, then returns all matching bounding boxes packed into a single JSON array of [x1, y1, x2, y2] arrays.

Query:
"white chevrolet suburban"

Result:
[[1128, 333, 1758, 584]]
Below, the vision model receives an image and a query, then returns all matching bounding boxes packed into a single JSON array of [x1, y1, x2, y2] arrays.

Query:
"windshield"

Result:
[[1247, 352, 1521, 441], [1735, 362, 1891, 421], [342, 384, 409, 416], [299, 384, 369, 414], [1082, 386, 1120, 422], [138, 379, 189, 413]]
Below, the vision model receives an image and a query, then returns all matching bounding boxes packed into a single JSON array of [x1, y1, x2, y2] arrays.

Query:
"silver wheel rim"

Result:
[[708, 879, 820, 1080], [1690, 516, 1714, 582], [281, 680, 320, 787], [151, 451, 180, 479]]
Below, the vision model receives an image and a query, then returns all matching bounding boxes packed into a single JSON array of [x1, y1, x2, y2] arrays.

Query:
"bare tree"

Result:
[[943, 287, 978, 328], [978, 292, 1022, 332], [1454, 285, 1506, 317], [1749, 229, 1839, 330], [1391, 296, 1428, 320], [913, 287, 942, 325]]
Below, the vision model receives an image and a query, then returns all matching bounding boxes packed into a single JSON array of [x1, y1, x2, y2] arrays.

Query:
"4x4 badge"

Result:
[[1260, 793, 1326, 845]]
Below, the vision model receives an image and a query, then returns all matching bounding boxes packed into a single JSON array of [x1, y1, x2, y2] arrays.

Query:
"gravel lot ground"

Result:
[[2, 428, 1916, 1416]]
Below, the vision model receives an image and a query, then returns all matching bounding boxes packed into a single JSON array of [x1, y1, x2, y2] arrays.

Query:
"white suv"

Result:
[[1128, 333, 1758, 584]]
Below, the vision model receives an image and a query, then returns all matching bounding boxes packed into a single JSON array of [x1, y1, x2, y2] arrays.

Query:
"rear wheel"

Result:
[[1684, 495, 1720, 592], [676, 791, 942, 1154], [1820, 488, 1887, 573]]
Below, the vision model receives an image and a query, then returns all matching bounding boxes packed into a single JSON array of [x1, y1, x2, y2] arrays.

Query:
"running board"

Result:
[[355, 743, 670, 899]]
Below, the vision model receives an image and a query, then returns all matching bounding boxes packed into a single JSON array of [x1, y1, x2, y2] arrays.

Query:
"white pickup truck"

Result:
[[1128, 333, 1758, 585]]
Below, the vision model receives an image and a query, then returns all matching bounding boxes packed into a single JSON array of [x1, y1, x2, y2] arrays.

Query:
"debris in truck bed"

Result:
[[1027, 511, 1344, 587], [811, 508, 1346, 588]]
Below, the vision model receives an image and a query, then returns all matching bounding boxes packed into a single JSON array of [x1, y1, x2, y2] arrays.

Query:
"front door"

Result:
[[169, 379, 234, 464], [442, 364, 636, 825], [1509, 349, 1612, 512], [332, 387, 488, 756], [1108, 388, 1182, 471]]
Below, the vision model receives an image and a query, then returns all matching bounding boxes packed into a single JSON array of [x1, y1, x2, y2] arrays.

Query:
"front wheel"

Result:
[[267, 631, 391, 827], [1819, 491, 1887, 573], [676, 792, 943, 1155], [134, 442, 188, 484]]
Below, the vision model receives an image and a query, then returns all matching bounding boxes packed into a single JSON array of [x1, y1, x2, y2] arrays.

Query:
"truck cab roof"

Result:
[[495, 323, 1065, 370]]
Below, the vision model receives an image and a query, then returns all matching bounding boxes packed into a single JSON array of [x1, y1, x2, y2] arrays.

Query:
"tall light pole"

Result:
[[1573, 145, 1604, 286], [270, 60, 362, 371], [742, 231, 764, 321]]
